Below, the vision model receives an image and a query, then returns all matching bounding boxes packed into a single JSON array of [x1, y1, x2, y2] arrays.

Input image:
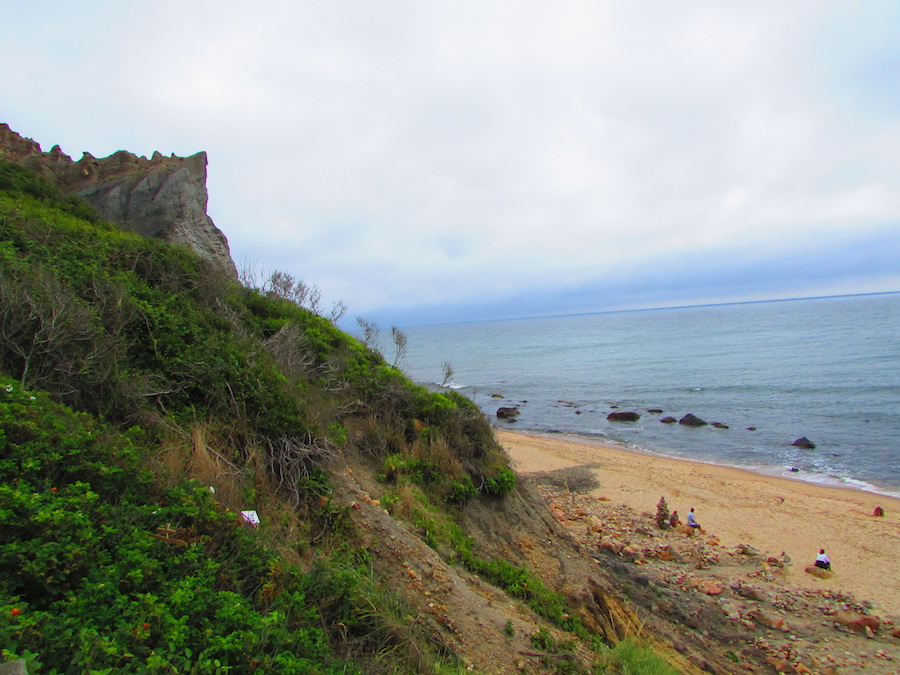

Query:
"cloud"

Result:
[[2, 1, 899, 324]]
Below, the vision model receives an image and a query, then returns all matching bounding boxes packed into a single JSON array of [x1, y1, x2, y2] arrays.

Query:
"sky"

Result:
[[3, 1, 900, 326]]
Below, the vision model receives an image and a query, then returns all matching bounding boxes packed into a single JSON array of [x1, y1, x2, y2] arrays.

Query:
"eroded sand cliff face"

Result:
[[0, 124, 237, 278]]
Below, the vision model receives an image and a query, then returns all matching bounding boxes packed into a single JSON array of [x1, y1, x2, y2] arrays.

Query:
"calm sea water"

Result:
[[393, 293, 900, 497]]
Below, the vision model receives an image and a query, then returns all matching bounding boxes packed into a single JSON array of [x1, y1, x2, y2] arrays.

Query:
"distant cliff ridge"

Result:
[[0, 123, 237, 277]]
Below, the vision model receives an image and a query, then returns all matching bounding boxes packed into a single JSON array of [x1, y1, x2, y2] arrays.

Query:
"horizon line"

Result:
[[401, 289, 900, 329]]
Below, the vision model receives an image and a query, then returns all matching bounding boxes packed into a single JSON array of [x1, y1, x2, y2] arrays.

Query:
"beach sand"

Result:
[[497, 429, 900, 618]]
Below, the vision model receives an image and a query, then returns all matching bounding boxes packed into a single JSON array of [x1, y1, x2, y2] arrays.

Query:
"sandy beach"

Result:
[[498, 430, 900, 618]]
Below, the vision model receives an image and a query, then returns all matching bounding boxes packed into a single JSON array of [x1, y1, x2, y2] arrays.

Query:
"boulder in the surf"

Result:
[[607, 411, 640, 422], [679, 413, 708, 427], [792, 436, 816, 449]]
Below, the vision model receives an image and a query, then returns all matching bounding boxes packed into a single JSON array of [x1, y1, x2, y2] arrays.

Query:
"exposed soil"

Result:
[[328, 448, 900, 674], [531, 465, 900, 675]]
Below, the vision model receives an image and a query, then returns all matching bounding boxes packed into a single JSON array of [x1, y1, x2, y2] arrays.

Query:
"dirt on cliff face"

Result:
[[327, 448, 764, 674], [327, 451, 900, 674], [530, 466, 900, 675]]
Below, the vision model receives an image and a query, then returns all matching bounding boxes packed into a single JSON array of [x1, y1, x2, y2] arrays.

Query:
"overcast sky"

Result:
[[4, 1, 899, 325]]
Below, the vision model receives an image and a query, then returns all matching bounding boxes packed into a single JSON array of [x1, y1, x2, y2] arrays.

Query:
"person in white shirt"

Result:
[[814, 548, 831, 570]]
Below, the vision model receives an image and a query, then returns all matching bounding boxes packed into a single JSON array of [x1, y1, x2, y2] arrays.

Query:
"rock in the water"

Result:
[[792, 437, 816, 449], [607, 411, 640, 422], [679, 413, 707, 427], [660, 416, 677, 424], [496, 407, 520, 419]]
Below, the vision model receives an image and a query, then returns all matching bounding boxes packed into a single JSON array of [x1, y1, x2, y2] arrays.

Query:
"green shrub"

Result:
[[600, 638, 681, 675], [484, 468, 517, 496], [0, 160, 525, 673], [447, 476, 477, 504], [0, 379, 360, 673]]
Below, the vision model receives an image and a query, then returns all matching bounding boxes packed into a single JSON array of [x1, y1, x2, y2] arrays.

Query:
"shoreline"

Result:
[[497, 429, 900, 617], [509, 428, 900, 499]]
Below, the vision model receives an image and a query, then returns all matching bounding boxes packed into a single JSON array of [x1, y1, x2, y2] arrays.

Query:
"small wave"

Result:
[[772, 468, 900, 499]]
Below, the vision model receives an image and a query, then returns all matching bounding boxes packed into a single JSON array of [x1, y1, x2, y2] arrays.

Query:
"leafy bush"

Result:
[[0, 379, 358, 673], [0, 159, 519, 673], [599, 638, 681, 675], [484, 468, 517, 496]]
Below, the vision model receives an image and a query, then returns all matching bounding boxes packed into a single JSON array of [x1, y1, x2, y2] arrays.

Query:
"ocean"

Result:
[[392, 293, 900, 497]]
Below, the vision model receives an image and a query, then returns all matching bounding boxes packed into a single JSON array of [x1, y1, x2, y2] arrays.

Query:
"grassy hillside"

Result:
[[0, 160, 517, 674]]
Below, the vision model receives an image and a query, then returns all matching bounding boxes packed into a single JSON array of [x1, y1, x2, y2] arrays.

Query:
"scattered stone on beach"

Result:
[[519, 466, 900, 675], [607, 411, 640, 422], [496, 407, 520, 419], [679, 413, 708, 426], [700, 580, 723, 595], [805, 565, 834, 579], [793, 436, 817, 449], [834, 610, 881, 634], [750, 608, 786, 630], [660, 416, 677, 424]]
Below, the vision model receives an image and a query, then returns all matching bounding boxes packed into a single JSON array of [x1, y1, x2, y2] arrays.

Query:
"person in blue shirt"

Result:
[[687, 507, 701, 529]]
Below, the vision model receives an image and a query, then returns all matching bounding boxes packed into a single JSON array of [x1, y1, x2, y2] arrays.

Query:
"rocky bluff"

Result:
[[0, 124, 237, 277]]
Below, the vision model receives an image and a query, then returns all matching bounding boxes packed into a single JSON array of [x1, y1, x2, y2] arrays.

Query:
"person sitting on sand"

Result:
[[669, 510, 681, 528], [814, 548, 831, 570], [873, 505, 885, 517], [686, 507, 701, 529]]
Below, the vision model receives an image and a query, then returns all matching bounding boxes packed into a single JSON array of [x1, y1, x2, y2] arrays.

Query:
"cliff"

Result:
[[0, 123, 237, 277]]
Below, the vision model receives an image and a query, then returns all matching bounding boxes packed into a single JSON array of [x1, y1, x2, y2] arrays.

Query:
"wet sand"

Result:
[[498, 429, 900, 617]]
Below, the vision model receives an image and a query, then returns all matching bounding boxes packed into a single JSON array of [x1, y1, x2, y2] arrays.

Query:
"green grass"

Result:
[[597, 638, 681, 675]]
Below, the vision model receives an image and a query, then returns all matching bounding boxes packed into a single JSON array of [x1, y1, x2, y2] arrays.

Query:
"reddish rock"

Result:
[[751, 609, 785, 630], [766, 658, 797, 673], [700, 581, 722, 595], [834, 610, 880, 634], [804, 565, 833, 579]]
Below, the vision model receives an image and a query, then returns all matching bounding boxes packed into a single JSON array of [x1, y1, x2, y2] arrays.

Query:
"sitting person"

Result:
[[873, 505, 885, 517], [814, 548, 831, 570], [686, 507, 701, 529], [668, 510, 681, 528]]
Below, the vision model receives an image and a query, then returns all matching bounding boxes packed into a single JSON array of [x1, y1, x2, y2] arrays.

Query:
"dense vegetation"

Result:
[[0, 160, 679, 674], [0, 161, 515, 673]]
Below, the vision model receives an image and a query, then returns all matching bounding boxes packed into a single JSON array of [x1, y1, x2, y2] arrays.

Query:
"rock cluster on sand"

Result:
[[530, 476, 900, 674]]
